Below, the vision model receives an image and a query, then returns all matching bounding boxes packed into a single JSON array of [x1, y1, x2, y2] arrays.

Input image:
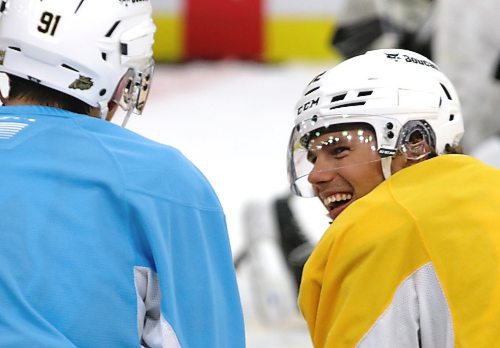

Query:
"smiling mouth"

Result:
[[323, 193, 353, 218]]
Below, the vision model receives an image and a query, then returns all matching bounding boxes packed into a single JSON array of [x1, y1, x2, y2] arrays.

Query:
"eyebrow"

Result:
[[321, 136, 345, 146], [306, 136, 349, 160]]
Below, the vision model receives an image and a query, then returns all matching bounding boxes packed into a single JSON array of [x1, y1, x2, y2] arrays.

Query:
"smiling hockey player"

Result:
[[287, 48, 500, 347]]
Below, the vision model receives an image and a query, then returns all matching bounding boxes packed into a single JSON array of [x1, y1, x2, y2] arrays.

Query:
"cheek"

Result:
[[391, 154, 407, 174], [343, 162, 385, 197]]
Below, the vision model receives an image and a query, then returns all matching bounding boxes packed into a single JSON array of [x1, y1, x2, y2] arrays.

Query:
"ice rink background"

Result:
[[123, 61, 335, 347], [124, 61, 331, 254]]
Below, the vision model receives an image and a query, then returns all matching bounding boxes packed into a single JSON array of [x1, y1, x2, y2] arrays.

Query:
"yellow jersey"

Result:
[[299, 155, 500, 347]]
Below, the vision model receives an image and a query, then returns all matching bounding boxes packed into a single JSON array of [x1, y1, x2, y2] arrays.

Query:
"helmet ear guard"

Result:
[[397, 120, 436, 160]]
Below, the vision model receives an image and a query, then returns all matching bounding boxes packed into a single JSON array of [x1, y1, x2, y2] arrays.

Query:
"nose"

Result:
[[308, 155, 337, 186]]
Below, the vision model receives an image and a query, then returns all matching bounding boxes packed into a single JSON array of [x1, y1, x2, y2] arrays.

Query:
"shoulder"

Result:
[[331, 180, 415, 244], [386, 155, 500, 214], [76, 118, 222, 210]]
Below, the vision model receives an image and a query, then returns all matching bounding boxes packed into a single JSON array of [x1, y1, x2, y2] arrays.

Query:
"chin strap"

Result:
[[380, 156, 393, 179], [121, 107, 134, 128]]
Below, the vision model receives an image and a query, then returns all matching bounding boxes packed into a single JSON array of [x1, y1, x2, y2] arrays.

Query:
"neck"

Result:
[[2, 96, 101, 118], [2, 96, 58, 107]]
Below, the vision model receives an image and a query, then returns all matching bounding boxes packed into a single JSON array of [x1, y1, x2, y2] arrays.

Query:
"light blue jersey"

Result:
[[0, 106, 245, 347]]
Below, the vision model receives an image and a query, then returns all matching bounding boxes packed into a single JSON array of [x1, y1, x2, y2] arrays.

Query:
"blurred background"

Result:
[[123, 0, 500, 346]]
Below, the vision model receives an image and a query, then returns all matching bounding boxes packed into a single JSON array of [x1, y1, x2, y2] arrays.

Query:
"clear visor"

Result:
[[287, 121, 382, 197], [112, 61, 154, 126], [287, 116, 435, 197]]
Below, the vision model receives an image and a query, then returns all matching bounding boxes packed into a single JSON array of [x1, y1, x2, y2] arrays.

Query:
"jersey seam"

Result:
[[69, 119, 221, 213], [126, 187, 223, 212], [385, 180, 457, 340], [70, 117, 128, 194], [356, 261, 433, 346], [69, 118, 137, 243]]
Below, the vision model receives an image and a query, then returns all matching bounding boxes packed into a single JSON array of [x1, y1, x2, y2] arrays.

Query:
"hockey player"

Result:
[[287, 49, 500, 347], [0, 1, 244, 347]]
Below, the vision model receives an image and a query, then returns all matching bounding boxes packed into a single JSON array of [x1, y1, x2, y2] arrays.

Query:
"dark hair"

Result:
[[7, 74, 92, 115], [443, 143, 463, 154]]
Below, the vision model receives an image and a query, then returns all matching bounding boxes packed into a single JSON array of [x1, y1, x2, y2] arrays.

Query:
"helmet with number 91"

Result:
[[0, 0, 156, 123], [288, 49, 464, 197]]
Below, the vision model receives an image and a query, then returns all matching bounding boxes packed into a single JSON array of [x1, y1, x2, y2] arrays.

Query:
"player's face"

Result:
[[307, 129, 385, 220]]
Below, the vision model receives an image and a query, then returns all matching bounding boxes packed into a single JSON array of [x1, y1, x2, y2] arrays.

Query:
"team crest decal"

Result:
[[69, 75, 93, 90]]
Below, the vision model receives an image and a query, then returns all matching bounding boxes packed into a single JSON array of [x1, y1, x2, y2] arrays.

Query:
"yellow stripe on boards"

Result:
[[152, 14, 183, 62], [151, 14, 344, 62], [264, 17, 342, 62]]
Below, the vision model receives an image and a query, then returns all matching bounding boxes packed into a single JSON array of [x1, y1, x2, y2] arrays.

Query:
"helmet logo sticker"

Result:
[[297, 97, 319, 115], [378, 148, 397, 158], [385, 53, 401, 61], [386, 52, 438, 70], [69, 75, 94, 90]]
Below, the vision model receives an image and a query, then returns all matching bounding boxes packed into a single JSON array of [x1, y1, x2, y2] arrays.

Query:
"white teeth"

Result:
[[323, 193, 352, 206]]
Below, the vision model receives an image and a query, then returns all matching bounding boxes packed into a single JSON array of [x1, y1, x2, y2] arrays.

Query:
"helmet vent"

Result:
[[357, 90, 373, 97], [305, 86, 320, 96], [101, 52, 107, 61], [61, 64, 79, 72], [0, 1, 7, 13], [105, 21, 121, 38], [120, 43, 128, 55], [331, 93, 347, 103], [8, 46, 21, 52], [330, 101, 366, 110], [440, 83, 452, 100], [449, 114, 455, 121]]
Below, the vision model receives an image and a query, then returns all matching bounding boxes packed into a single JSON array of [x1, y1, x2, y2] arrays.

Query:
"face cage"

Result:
[[112, 61, 155, 127]]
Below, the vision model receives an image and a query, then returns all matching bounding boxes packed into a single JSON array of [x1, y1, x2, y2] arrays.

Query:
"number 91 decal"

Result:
[[37, 11, 61, 36]]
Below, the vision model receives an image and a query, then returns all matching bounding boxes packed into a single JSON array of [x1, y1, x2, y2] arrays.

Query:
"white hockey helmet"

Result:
[[288, 49, 464, 197], [0, 0, 156, 122]]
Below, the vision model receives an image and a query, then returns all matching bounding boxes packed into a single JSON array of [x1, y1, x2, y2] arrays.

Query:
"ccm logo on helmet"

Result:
[[297, 97, 319, 115]]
